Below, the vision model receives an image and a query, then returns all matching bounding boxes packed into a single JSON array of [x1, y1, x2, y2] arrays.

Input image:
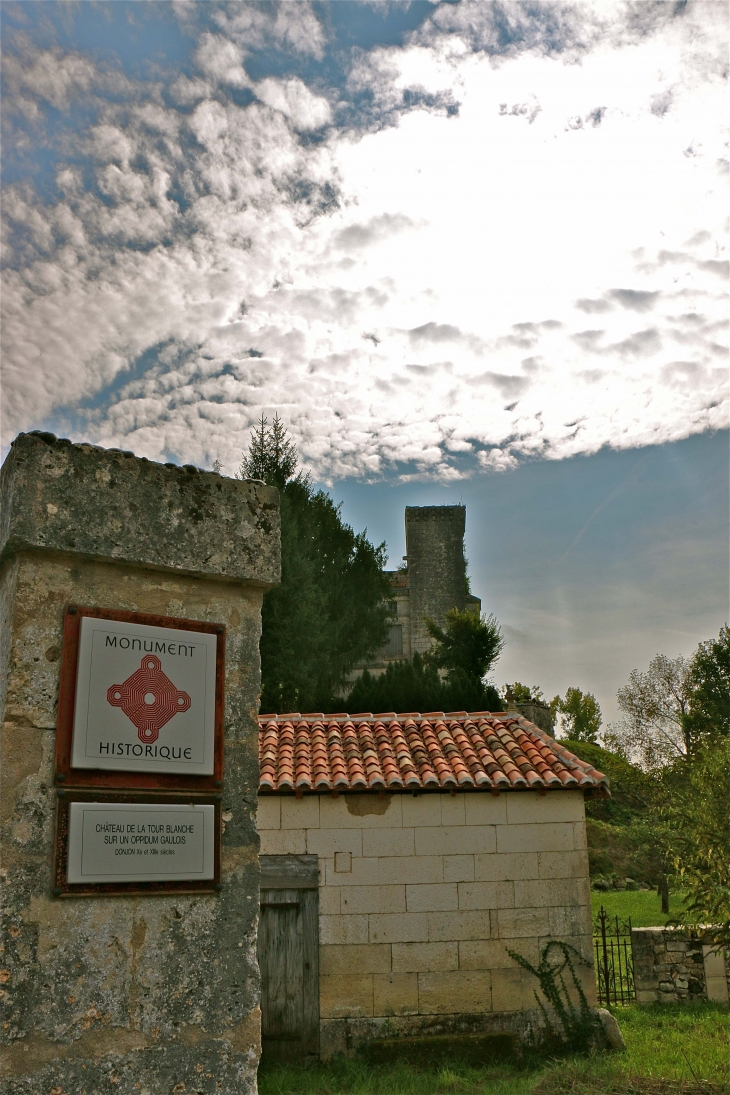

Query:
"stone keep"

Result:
[[405, 506, 467, 655], [0, 433, 280, 1095]]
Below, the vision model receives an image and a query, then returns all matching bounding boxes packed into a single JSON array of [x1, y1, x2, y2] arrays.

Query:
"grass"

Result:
[[258, 1002, 729, 1095], [590, 889, 687, 929]]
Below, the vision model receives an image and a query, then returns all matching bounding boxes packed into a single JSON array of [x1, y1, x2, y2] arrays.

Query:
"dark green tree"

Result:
[[240, 417, 391, 713], [685, 624, 730, 741], [552, 687, 602, 743], [345, 652, 502, 715], [425, 608, 504, 681], [504, 682, 546, 705]]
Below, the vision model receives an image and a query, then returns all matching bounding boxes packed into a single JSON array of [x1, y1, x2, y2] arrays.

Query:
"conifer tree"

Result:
[[238, 416, 391, 712]]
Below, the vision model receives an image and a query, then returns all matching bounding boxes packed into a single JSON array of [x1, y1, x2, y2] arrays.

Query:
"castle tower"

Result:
[[405, 505, 467, 655]]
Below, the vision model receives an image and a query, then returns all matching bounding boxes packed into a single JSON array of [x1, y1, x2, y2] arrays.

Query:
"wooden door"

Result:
[[258, 855, 319, 1062]]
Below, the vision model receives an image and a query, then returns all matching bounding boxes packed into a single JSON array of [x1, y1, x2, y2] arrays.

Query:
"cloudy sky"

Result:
[[2, 1, 727, 722]]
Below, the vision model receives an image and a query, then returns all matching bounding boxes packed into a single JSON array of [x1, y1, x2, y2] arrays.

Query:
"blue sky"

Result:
[[1, 1, 727, 725]]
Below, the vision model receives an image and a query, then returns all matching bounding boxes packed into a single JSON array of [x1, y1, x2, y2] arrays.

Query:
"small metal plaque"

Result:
[[53, 791, 221, 896], [67, 801, 215, 884], [72, 617, 216, 775], [55, 606, 225, 790]]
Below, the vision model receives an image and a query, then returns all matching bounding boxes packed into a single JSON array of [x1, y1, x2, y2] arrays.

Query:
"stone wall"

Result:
[[0, 433, 280, 1095], [405, 506, 467, 656], [633, 927, 730, 1005], [258, 789, 596, 1057]]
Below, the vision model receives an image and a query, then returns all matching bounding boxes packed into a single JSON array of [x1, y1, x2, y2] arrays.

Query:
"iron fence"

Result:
[[593, 904, 635, 1005]]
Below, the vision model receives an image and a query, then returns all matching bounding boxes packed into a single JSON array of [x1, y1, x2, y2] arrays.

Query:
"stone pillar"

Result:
[[405, 506, 467, 655], [0, 433, 280, 1095]]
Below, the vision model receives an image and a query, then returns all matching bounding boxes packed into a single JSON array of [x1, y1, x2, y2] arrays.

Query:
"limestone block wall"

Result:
[[258, 789, 595, 1056], [633, 928, 730, 1005]]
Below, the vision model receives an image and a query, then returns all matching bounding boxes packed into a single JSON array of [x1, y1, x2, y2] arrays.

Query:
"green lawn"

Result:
[[590, 889, 686, 929], [258, 1002, 729, 1095]]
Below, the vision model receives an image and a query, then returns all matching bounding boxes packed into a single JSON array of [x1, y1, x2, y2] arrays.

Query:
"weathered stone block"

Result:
[[415, 826, 496, 856], [458, 881, 514, 911], [281, 795, 320, 830], [259, 828, 307, 855], [406, 884, 459, 912], [320, 944, 391, 977], [320, 975, 374, 1019], [496, 907, 551, 939], [490, 968, 535, 1012], [319, 915, 370, 946], [340, 885, 406, 915], [369, 913, 429, 944], [506, 790, 584, 826], [401, 794, 442, 827], [417, 970, 492, 1015], [306, 827, 363, 858], [428, 910, 493, 942], [474, 851, 539, 882], [496, 823, 574, 855], [319, 794, 402, 829], [458, 938, 539, 971], [378, 855, 443, 885], [443, 854, 475, 883], [0, 432, 280, 586], [324, 857, 379, 887], [464, 794, 507, 826], [362, 827, 415, 858], [373, 973, 419, 1016], [391, 942, 459, 974], [440, 795, 466, 826], [257, 797, 281, 830]]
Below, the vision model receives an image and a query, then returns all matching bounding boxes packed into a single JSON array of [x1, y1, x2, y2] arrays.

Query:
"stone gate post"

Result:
[[0, 432, 280, 1094]]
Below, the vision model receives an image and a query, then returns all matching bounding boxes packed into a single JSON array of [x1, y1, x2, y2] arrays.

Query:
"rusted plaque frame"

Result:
[[55, 605, 225, 791], [52, 789, 222, 897]]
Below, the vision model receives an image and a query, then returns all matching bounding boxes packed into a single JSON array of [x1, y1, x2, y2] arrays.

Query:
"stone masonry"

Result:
[[258, 788, 596, 1058], [405, 506, 467, 656], [0, 433, 280, 1095], [632, 927, 730, 1005]]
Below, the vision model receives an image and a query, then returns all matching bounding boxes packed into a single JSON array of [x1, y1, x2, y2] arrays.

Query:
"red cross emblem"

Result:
[[107, 654, 191, 744]]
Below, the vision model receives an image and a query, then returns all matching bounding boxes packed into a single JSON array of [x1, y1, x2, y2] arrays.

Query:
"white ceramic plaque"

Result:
[[71, 617, 217, 775], [66, 801, 215, 883]]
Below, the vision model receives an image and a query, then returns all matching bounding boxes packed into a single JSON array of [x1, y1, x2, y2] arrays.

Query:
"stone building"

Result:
[[257, 709, 605, 1061], [359, 506, 481, 676]]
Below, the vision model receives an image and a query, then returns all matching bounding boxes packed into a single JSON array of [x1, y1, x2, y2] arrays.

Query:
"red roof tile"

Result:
[[258, 711, 608, 795]]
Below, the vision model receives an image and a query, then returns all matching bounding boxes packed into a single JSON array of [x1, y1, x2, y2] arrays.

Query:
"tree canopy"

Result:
[[345, 652, 503, 716], [426, 608, 504, 681], [242, 416, 391, 713], [551, 687, 602, 743]]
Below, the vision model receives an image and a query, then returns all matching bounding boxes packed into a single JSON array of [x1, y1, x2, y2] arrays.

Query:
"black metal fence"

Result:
[[593, 905, 635, 1005]]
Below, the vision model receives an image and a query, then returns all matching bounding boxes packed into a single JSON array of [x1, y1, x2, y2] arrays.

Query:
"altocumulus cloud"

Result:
[[1, 0, 727, 480]]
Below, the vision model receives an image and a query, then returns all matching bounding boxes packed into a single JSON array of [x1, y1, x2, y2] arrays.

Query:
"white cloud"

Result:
[[1, 1, 727, 480], [254, 78, 331, 130]]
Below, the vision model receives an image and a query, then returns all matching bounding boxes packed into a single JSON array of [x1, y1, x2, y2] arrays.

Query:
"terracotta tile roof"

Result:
[[258, 711, 608, 795]]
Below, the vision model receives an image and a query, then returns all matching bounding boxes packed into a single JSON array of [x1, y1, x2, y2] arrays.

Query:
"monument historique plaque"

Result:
[[53, 605, 225, 895]]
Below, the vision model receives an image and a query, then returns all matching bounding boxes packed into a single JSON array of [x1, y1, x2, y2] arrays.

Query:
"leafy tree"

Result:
[[344, 652, 502, 715], [685, 625, 730, 740], [241, 417, 391, 713], [425, 609, 504, 681], [661, 738, 730, 943], [551, 687, 602, 743], [605, 653, 694, 769], [606, 628, 729, 768], [504, 682, 546, 706]]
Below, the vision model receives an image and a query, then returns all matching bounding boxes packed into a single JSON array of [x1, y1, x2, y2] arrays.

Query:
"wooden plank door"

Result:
[[258, 855, 319, 1062]]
